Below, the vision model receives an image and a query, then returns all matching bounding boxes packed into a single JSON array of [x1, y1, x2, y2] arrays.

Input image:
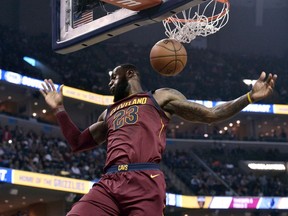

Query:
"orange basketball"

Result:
[[150, 38, 187, 76]]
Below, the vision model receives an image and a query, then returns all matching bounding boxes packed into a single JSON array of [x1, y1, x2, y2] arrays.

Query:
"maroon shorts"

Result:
[[66, 165, 166, 216]]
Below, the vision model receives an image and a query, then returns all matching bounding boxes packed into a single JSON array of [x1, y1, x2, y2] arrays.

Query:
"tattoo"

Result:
[[211, 94, 249, 122], [169, 93, 250, 124]]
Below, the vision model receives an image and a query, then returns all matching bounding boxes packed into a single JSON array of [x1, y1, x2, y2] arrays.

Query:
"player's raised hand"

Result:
[[250, 72, 277, 102], [40, 79, 64, 109]]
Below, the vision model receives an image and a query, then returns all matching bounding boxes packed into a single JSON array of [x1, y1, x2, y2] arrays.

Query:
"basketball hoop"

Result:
[[163, 0, 230, 43]]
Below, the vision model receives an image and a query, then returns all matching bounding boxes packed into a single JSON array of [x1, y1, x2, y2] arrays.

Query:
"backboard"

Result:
[[52, 0, 208, 54]]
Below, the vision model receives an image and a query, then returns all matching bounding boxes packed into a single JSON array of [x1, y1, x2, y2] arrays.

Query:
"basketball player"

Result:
[[40, 64, 277, 216]]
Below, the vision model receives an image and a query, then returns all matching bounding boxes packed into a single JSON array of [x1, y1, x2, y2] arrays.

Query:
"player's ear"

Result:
[[127, 69, 136, 78]]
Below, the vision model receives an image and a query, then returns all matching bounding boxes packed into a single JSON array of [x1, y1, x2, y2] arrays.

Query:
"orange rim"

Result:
[[164, 0, 230, 23]]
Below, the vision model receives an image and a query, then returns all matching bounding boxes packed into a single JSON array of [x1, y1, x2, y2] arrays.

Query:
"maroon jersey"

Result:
[[104, 91, 169, 170]]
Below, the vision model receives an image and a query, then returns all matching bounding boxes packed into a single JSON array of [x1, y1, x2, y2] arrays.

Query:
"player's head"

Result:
[[109, 63, 140, 102]]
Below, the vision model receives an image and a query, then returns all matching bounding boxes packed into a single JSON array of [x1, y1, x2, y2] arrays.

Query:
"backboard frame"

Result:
[[52, 0, 208, 54]]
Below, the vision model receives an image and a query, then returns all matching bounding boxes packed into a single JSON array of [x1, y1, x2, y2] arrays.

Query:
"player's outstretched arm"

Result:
[[40, 79, 107, 152], [158, 72, 277, 124]]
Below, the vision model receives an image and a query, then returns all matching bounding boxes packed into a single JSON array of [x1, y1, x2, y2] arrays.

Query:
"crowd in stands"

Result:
[[1, 24, 287, 104], [0, 124, 106, 181], [163, 145, 288, 196], [1, 123, 288, 197], [167, 124, 288, 142]]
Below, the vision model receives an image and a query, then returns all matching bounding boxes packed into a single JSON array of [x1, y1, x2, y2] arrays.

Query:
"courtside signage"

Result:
[[256, 197, 280, 209], [166, 195, 288, 209], [273, 104, 288, 115], [62, 86, 114, 105], [209, 196, 232, 209], [0, 69, 60, 90], [3, 71, 22, 84], [181, 195, 213, 209], [0, 167, 12, 183], [277, 198, 288, 209], [229, 197, 259, 209], [242, 104, 273, 113], [12, 169, 91, 194]]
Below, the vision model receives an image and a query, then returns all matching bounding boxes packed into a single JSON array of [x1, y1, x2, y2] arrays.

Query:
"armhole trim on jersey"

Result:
[[148, 90, 170, 121], [105, 105, 111, 123]]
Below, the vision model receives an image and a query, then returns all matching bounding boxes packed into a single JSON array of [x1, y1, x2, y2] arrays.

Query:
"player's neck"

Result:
[[128, 80, 143, 95], [129, 84, 143, 96]]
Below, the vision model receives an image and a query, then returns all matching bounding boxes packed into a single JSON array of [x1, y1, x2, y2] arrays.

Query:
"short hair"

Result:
[[120, 63, 137, 72], [120, 63, 140, 78]]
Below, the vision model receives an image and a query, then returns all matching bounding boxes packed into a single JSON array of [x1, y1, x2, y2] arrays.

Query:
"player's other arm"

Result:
[[160, 72, 277, 124], [40, 79, 107, 153], [55, 109, 107, 152]]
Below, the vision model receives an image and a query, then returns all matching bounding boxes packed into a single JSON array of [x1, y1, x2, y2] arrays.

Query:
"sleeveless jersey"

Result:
[[104, 91, 169, 170]]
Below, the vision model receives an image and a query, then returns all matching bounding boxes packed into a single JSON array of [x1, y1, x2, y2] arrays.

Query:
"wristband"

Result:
[[247, 92, 253, 104]]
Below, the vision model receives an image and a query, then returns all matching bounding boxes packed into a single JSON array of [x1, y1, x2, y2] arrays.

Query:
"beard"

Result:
[[113, 78, 130, 102]]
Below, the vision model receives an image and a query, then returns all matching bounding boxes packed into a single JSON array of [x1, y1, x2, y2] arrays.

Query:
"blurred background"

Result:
[[0, 0, 288, 215]]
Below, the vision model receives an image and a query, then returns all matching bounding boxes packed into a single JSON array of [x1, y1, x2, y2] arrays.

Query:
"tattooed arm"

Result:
[[155, 72, 277, 123], [157, 88, 251, 123]]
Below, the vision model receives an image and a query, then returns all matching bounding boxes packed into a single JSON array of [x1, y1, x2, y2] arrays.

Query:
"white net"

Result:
[[163, 0, 230, 43]]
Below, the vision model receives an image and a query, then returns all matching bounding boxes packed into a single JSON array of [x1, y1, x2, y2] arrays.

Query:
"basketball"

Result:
[[150, 38, 187, 76]]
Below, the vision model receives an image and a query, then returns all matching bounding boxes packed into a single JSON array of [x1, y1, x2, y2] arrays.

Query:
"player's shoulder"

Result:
[[154, 88, 185, 98], [153, 88, 186, 106]]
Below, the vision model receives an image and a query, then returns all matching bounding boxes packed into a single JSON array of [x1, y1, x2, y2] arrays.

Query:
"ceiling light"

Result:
[[10, 188, 18, 195], [23, 56, 36, 67], [243, 79, 257, 86]]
